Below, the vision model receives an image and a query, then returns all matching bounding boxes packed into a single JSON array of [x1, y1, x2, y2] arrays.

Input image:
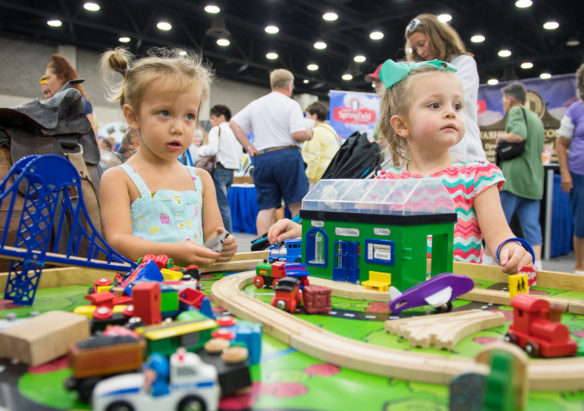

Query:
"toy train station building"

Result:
[[299, 179, 458, 290]]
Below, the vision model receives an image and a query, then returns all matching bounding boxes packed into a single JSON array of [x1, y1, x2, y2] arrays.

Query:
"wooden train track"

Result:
[[211, 270, 584, 391]]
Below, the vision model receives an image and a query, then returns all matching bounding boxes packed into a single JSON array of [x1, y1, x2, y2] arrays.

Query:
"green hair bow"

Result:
[[379, 59, 457, 90]]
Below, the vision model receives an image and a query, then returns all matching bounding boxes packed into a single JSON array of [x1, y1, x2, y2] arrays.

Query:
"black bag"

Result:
[[321, 131, 382, 179], [495, 108, 527, 164], [0, 79, 102, 269]]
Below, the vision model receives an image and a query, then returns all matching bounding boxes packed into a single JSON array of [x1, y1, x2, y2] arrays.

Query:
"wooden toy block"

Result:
[[508, 273, 529, 299], [303, 285, 332, 314], [476, 343, 529, 411], [96, 285, 113, 293], [362, 271, 391, 292], [0, 311, 90, 366], [132, 281, 161, 325], [161, 268, 183, 281]]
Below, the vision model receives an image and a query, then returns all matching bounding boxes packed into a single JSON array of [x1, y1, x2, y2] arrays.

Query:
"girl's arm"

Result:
[[474, 185, 533, 273], [100, 167, 220, 266], [199, 168, 237, 261]]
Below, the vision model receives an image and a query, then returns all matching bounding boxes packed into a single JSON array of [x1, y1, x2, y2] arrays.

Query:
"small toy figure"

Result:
[[144, 352, 170, 397]]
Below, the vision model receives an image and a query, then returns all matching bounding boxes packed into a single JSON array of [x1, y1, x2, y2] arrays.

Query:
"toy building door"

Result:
[[332, 240, 359, 283]]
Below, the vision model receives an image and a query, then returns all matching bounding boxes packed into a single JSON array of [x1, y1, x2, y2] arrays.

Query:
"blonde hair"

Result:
[[100, 47, 213, 111], [405, 14, 471, 63], [270, 69, 294, 90], [378, 66, 461, 165]]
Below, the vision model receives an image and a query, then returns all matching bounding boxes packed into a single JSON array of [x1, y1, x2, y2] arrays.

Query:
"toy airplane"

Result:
[[389, 273, 474, 315]]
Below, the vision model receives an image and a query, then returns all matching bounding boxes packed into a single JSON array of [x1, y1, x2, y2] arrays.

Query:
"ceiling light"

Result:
[[498, 49, 512, 57], [204, 4, 221, 14], [83, 2, 100, 12], [118, 36, 131, 43], [307, 64, 319, 71], [369, 31, 384, 40], [515, 0, 532, 8], [342, 73, 353, 81], [487, 79, 499, 86], [437, 14, 452, 23], [520, 62, 533, 69], [266, 52, 278, 60], [47, 19, 62, 27], [265, 25, 279, 34], [566, 38, 581, 47], [543, 21, 559, 30], [179, 50, 187, 56], [157, 21, 172, 31], [216, 38, 230, 46], [303, 79, 310, 84], [353, 55, 366, 63], [323, 12, 338, 22], [314, 41, 327, 50], [540, 72, 552, 79], [470, 34, 485, 43]]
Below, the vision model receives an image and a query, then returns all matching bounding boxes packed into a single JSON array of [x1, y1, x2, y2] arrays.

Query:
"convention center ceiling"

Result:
[[0, 0, 581, 96]]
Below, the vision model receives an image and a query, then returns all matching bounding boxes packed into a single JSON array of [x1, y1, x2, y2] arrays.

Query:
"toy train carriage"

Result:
[[505, 294, 577, 358], [254, 261, 310, 289], [136, 312, 218, 356], [271, 277, 303, 314], [65, 334, 146, 403]]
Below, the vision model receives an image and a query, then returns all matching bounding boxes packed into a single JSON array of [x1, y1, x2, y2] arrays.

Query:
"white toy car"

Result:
[[92, 349, 219, 411]]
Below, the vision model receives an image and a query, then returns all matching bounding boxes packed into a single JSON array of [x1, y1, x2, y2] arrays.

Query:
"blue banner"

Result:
[[328, 90, 380, 140]]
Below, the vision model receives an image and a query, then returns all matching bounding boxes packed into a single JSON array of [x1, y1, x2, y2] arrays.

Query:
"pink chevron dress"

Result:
[[377, 161, 505, 263]]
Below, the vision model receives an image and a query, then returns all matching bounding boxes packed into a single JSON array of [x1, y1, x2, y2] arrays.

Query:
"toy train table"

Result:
[[1, 254, 584, 411]]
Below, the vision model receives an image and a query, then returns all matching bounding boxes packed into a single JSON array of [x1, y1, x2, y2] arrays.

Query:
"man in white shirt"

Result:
[[198, 104, 242, 232], [230, 69, 312, 235]]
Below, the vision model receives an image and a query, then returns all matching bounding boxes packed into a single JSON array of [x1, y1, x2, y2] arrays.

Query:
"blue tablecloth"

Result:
[[228, 184, 257, 234], [551, 174, 573, 257]]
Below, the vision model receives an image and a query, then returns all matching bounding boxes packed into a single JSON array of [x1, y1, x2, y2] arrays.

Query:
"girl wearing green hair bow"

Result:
[[377, 60, 534, 274]]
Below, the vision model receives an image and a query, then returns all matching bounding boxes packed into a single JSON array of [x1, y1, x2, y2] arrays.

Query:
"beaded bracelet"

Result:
[[495, 237, 535, 264]]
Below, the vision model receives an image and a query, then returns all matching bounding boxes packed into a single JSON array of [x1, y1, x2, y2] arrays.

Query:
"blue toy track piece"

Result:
[[0, 155, 136, 305]]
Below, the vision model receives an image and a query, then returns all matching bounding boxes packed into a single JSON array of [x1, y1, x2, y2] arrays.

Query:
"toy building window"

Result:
[[176, 366, 198, 377], [306, 228, 328, 267], [182, 332, 199, 348], [364, 239, 394, 265]]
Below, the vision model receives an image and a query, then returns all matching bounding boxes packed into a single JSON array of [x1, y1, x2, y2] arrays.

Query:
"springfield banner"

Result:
[[478, 73, 577, 162], [328, 90, 380, 140]]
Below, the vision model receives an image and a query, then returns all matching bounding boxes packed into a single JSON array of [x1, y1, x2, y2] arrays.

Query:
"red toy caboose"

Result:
[[505, 294, 577, 358]]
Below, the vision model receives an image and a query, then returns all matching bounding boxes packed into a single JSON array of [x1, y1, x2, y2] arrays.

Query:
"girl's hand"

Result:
[[498, 241, 534, 273], [216, 228, 237, 262], [172, 241, 220, 267], [268, 218, 302, 244]]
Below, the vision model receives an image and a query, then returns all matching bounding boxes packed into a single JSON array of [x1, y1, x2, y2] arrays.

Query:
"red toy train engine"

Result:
[[505, 294, 577, 358]]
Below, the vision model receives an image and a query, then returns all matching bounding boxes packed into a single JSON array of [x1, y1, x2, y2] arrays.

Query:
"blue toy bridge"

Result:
[[0, 155, 136, 305]]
